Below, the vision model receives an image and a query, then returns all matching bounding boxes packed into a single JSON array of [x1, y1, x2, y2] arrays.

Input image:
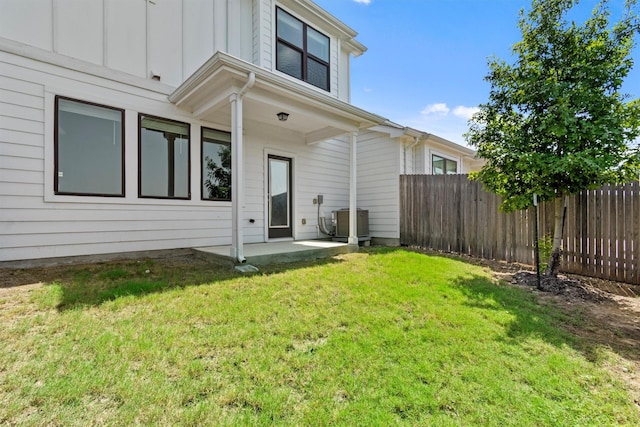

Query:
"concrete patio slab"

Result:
[[195, 240, 358, 265]]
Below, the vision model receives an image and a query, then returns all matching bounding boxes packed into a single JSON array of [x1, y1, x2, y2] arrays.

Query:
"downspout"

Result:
[[348, 131, 358, 245], [229, 72, 256, 263], [404, 136, 420, 174]]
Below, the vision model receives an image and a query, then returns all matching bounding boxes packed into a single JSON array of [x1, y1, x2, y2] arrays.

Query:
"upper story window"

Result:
[[139, 115, 190, 199], [55, 96, 125, 197], [276, 7, 330, 91], [432, 155, 457, 175]]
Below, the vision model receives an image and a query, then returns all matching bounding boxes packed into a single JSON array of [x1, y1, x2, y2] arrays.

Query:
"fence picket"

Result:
[[399, 175, 640, 285]]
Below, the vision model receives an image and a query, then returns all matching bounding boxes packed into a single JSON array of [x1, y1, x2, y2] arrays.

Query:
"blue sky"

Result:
[[314, 0, 640, 147]]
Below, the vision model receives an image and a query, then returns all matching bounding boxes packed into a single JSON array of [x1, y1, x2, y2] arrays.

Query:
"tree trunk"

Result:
[[545, 195, 567, 277]]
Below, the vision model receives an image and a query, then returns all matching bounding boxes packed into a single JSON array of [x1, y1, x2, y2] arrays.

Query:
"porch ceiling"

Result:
[[169, 52, 385, 144]]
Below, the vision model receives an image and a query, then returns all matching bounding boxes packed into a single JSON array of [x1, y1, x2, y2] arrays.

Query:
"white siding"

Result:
[[356, 130, 402, 240], [0, 0, 257, 88], [148, 0, 183, 85], [337, 48, 350, 102], [243, 127, 350, 243], [258, 0, 274, 70], [0, 0, 353, 97], [183, 1, 215, 79], [0, 51, 234, 262], [105, 0, 147, 78], [0, 50, 358, 261], [0, 0, 52, 51], [56, 0, 103, 66]]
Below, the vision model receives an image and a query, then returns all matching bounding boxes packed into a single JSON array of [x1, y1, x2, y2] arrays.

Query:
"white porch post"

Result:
[[348, 131, 358, 245], [229, 73, 255, 262], [230, 93, 244, 261]]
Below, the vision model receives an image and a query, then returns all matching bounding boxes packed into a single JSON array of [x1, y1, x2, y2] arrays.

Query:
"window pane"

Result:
[[56, 98, 123, 196], [432, 155, 444, 175], [307, 58, 328, 90], [140, 116, 189, 198], [446, 160, 457, 174], [202, 128, 231, 201], [277, 42, 302, 79], [277, 8, 303, 48], [269, 158, 289, 227], [307, 26, 329, 61]]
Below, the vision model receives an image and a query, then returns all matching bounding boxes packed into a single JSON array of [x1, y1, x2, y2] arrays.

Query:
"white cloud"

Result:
[[397, 103, 480, 147], [353, 0, 371, 4], [452, 105, 480, 120], [421, 103, 450, 116]]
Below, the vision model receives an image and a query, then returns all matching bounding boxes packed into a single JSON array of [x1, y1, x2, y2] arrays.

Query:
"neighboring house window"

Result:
[[139, 115, 190, 199], [202, 128, 231, 201], [276, 7, 330, 91], [432, 155, 457, 175], [54, 96, 124, 196]]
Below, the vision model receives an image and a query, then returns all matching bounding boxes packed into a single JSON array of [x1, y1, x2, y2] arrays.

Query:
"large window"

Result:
[[201, 128, 231, 201], [432, 155, 457, 175], [54, 96, 124, 196], [276, 7, 330, 91], [139, 115, 190, 199]]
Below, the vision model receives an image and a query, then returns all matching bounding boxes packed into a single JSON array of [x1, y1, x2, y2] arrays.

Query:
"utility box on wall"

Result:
[[334, 209, 369, 238]]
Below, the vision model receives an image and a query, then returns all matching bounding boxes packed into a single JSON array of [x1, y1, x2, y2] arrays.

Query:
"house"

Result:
[[357, 122, 484, 246], [0, 0, 480, 263]]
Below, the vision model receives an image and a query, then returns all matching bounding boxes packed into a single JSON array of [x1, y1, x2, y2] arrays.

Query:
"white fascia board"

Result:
[[170, 51, 385, 127], [424, 133, 477, 157]]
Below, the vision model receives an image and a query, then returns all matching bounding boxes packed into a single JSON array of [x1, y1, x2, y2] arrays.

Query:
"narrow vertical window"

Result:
[[201, 128, 232, 201], [54, 96, 124, 196], [139, 115, 190, 199], [276, 7, 330, 91]]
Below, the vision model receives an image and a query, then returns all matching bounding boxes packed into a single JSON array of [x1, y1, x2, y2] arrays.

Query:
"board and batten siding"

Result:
[[0, 0, 255, 88], [0, 50, 236, 262], [357, 130, 402, 241]]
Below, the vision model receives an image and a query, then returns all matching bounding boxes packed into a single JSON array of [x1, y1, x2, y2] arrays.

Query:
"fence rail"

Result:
[[399, 175, 640, 285]]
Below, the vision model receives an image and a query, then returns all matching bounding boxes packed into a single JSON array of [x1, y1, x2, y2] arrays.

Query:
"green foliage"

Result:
[[538, 234, 554, 272], [205, 145, 231, 200], [467, 0, 640, 212]]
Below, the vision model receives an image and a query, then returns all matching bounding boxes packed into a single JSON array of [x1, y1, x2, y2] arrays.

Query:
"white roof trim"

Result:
[[169, 51, 384, 128], [278, 0, 367, 56]]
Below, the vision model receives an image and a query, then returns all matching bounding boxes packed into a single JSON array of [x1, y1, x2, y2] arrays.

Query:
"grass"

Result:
[[0, 248, 637, 426]]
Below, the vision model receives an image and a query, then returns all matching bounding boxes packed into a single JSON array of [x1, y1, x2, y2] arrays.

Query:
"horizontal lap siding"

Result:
[[243, 129, 350, 243], [0, 53, 232, 262], [357, 130, 400, 239]]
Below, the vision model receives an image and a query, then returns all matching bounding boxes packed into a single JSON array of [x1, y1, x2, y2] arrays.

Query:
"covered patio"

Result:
[[195, 240, 357, 266], [169, 52, 383, 263]]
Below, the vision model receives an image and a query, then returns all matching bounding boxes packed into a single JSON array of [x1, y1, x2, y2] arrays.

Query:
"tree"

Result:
[[466, 0, 640, 278], [205, 145, 231, 200]]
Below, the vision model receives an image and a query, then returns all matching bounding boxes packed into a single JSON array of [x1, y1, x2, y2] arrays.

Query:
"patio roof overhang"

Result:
[[169, 52, 385, 144]]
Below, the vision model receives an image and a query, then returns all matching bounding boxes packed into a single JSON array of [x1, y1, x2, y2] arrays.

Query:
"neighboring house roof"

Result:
[[370, 120, 478, 157], [170, 51, 384, 144]]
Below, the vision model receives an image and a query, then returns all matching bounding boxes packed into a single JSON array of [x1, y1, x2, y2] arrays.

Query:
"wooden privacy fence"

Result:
[[399, 174, 640, 285]]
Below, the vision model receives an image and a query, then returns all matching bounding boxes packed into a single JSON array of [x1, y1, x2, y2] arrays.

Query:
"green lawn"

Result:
[[0, 248, 636, 426]]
